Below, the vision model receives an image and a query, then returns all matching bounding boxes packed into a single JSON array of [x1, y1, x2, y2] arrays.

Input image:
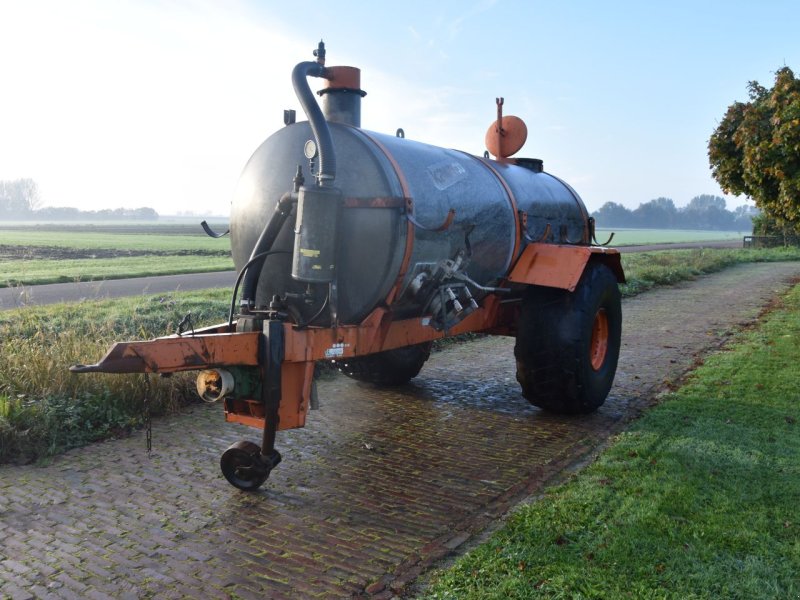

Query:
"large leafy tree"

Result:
[[708, 67, 800, 222]]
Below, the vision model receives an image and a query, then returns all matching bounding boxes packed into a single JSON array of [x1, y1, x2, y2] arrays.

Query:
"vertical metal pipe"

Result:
[[291, 61, 336, 185]]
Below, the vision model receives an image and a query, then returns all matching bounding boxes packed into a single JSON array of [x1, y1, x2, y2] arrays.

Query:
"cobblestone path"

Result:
[[2, 262, 799, 599]]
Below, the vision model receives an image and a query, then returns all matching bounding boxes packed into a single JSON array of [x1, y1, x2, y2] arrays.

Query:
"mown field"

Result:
[[0, 223, 746, 287], [0, 222, 231, 252], [595, 228, 744, 245], [0, 222, 234, 287]]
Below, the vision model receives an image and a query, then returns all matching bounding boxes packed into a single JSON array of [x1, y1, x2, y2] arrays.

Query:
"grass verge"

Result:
[[427, 283, 800, 599], [0, 290, 230, 463], [619, 246, 800, 296]]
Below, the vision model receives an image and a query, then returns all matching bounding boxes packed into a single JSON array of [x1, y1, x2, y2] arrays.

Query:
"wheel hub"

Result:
[[590, 308, 609, 371]]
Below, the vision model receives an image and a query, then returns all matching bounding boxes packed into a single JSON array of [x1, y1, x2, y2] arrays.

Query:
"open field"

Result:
[[0, 225, 231, 253], [0, 255, 233, 287], [596, 228, 745, 245], [0, 224, 750, 288], [0, 222, 234, 287], [428, 281, 800, 599], [3, 224, 742, 250]]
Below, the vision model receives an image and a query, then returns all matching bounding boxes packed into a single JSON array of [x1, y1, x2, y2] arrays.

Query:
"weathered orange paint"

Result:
[[590, 308, 609, 371], [74, 243, 622, 435], [223, 361, 309, 431], [322, 66, 361, 90], [485, 115, 528, 158], [507, 243, 622, 291], [282, 295, 507, 364], [71, 332, 260, 374]]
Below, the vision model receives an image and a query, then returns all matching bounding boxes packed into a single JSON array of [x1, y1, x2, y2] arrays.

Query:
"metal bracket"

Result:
[[176, 313, 195, 337], [523, 222, 552, 244], [406, 198, 456, 232]]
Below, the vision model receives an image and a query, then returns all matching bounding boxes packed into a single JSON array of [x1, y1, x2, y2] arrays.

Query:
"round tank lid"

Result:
[[485, 115, 528, 158], [318, 66, 367, 97]]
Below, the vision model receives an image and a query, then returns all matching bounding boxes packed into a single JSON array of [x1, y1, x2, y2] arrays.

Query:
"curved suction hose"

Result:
[[240, 192, 296, 310], [292, 60, 336, 185]]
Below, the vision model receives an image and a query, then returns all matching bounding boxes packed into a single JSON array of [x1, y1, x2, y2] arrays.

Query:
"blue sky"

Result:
[[1, 0, 798, 216]]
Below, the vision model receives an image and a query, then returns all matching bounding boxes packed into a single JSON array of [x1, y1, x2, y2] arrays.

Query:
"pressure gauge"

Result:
[[303, 140, 318, 160]]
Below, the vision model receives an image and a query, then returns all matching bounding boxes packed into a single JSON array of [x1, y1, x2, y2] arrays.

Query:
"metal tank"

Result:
[[230, 50, 590, 328], [70, 42, 625, 491]]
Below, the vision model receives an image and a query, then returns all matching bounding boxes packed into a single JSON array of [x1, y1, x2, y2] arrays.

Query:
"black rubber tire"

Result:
[[514, 261, 622, 414], [336, 342, 432, 386], [219, 441, 269, 491]]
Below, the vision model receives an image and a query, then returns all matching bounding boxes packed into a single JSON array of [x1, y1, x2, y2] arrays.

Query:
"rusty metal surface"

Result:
[[69, 332, 260, 374], [2, 262, 800, 599]]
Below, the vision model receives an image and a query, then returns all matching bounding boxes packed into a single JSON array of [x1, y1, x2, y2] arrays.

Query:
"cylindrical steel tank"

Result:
[[230, 121, 590, 325]]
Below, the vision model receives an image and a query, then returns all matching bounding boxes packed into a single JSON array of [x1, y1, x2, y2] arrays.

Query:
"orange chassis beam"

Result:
[[71, 295, 517, 431], [71, 244, 621, 433]]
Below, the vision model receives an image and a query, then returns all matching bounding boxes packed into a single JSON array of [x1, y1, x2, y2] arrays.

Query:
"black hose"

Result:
[[294, 294, 330, 330], [292, 61, 336, 184], [240, 192, 295, 309], [229, 250, 291, 327]]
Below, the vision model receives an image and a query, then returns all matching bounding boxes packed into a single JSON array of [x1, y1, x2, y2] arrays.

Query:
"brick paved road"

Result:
[[2, 262, 799, 599]]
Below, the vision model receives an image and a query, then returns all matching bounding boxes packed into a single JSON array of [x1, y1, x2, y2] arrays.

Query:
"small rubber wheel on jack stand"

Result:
[[220, 440, 273, 491]]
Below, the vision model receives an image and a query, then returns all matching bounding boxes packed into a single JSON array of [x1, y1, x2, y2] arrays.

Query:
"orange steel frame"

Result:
[[77, 244, 622, 434]]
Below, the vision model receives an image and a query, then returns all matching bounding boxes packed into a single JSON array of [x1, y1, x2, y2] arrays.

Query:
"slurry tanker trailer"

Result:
[[72, 42, 624, 490]]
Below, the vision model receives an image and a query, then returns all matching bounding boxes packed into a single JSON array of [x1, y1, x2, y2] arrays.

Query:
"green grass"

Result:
[[0, 223, 234, 286], [619, 246, 800, 296], [0, 289, 230, 463], [5, 227, 740, 251], [597, 228, 745, 245], [0, 255, 234, 287], [427, 284, 800, 599], [0, 228, 231, 253]]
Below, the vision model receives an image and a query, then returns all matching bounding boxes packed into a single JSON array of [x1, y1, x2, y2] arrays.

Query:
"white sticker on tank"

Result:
[[427, 160, 467, 190], [324, 342, 350, 358]]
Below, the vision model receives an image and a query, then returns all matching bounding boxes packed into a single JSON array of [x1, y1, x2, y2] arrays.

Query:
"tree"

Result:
[[0, 178, 41, 216], [592, 201, 634, 227], [680, 195, 733, 229], [633, 197, 678, 228], [685, 194, 726, 213], [708, 67, 800, 223], [732, 205, 759, 231]]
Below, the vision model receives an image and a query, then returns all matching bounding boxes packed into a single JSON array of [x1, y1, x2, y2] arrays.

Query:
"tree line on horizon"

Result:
[[0, 178, 158, 221], [592, 195, 757, 231]]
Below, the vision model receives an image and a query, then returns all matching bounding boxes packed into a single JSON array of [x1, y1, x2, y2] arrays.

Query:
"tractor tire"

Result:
[[514, 261, 621, 414], [336, 342, 432, 386]]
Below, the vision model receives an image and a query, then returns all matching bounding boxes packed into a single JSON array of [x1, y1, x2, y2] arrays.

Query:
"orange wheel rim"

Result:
[[590, 309, 609, 371]]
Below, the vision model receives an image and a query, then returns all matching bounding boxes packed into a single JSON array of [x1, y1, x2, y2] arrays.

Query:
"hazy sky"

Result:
[[1, 0, 798, 216]]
